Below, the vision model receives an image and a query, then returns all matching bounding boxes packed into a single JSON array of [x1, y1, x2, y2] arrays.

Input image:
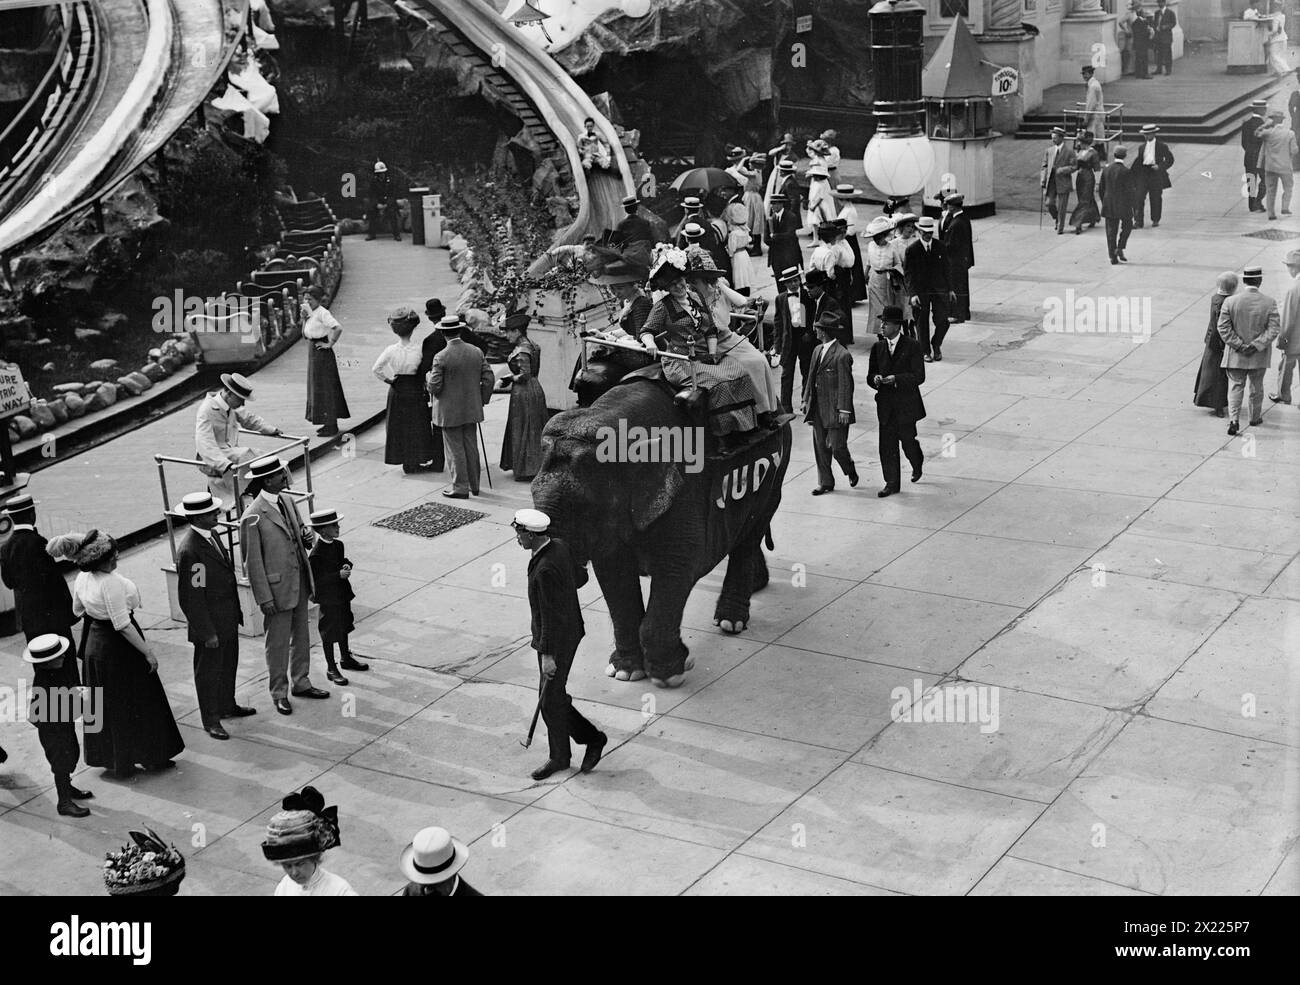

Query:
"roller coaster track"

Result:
[[0, 0, 249, 259], [397, 0, 634, 267]]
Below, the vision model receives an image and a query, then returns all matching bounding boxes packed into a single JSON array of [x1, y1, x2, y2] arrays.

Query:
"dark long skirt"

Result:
[[306, 344, 351, 425], [845, 235, 868, 302], [833, 271, 855, 346], [950, 264, 971, 321], [81, 617, 184, 773], [1193, 341, 1229, 410], [501, 378, 547, 481], [385, 374, 439, 468], [1070, 169, 1100, 228]]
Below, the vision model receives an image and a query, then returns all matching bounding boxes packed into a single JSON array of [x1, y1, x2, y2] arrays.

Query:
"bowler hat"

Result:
[[804, 269, 829, 288], [400, 826, 468, 885], [880, 306, 905, 324]]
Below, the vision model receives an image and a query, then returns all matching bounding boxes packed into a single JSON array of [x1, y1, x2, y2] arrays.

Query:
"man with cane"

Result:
[[513, 508, 606, 781], [429, 314, 495, 498]]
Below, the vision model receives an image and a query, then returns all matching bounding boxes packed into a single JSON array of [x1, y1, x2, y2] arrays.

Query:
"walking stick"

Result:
[[1039, 186, 1045, 230], [520, 673, 550, 748], [477, 422, 493, 489]]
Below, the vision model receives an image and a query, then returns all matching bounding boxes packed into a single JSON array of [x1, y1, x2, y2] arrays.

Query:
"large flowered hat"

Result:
[[683, 244, 724, 279], [648, 243, 689, 285], [104, 829, 186, 896]]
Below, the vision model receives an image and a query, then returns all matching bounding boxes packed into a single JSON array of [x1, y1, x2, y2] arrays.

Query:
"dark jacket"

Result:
[[1152, 6, 1176, 43], [1132, 14, 1151, 51], [804, 290, 843, 341], [527, 537, 585, 655], [939, 211, 974, 269], [803, 339, 855, 428], [1131, 139, 1175, 190], [402, 878, 483, 897], [641, 293, 715, 352], [1242, 113, 1267, 170], [308, 538, 355, 607], [613, 212, 653, 247], [773, 287, 813, 365], [418, 327, 487, 380], [0, 526, 75, 641], [867, 335, 927, 425], [175, 528, 243, 645], [903, 237, 951, 298], [369, 171, 396, 203], [1099, 161, 1135, 218]]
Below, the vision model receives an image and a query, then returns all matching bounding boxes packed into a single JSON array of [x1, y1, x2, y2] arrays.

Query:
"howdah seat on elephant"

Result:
[[533, 359, 791, 687]]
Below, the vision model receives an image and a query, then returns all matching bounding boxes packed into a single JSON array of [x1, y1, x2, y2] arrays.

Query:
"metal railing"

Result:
[[0, 3, 81, 185]]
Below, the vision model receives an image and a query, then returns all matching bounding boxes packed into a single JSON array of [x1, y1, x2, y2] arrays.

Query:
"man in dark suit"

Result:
[[1131, 124, 1175, 227], [803, 312, 858, 495], [867, 306, 927, 497], [174, 491, 251, 740], [802, 270, 844, 359], [612, 194, 652, 249], [429, 315, 495, 498], [0, 493, 75, 643], [1151, 0, 1176, 75], [1100, 145, 1136, 264], [776, 160, 803, 216], [1131, 8, 1152, 79], [765, 193, 802, 274], [939, 193, 974, 322], [904, 217, 954, 362], [773, 266, 814, 413], [366, 160, 400, 241], [1243, 100, 1269, 214], [1, 494, 92, 816], [514, 509, 605, 781], [418, 299, 486, 379]]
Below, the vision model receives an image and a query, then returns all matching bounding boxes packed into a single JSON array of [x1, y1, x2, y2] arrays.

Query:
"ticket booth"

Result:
[[922, 17, 998, 215]]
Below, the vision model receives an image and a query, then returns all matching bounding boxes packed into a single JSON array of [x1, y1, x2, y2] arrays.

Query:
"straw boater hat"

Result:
[[944, 193, 965, 206], [726, 146, 746, 160], [261, 787, 341, 864], [778, 160, 795, 173], [245, 455, 287, 481], [1285, 249, 1300, 267], [1243, 265, 1263, 282], [1140, 123, 1159, 135], [916, 216, 938, 233], [680, 222, 706, 241], [778, 266, 803, 285], [400, 826, 469, 885], [220, 372, 254, 401], [864, 215, 894, 238], [806, 163, 830, 180], [433, 314, 462, 333], [23, 633, 70, 665], [308, 508, 342, 528], [1051, 125, 1067, 136], [833, 182, 861, 199], [174, 491, 222, 517], [621, 194, 638, 210], [681, 195, 703, 211], [1251, 99, 1268, 113], [511, 508, 550, 533]]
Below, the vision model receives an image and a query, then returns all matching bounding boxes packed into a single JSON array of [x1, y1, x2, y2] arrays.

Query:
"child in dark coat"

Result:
[[307, 509, 369, 685]]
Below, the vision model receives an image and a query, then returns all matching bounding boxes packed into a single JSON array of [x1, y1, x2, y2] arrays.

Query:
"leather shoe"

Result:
[[340, 656, 369, 671], [292, 687, 330, 699], [923, 353, 934, 362], [326, 667, 349, 686], [1227, 421, 1239, 436], [1118, 252, 1128, 262], [911, 463, 923, 483], [1111, 258, 1119, 265], [581, 733, 608, 774], [530, 759, 570, 780], [848, 468, 859, 487], [441, 490, 469, 499], [811, 486, 831, 496], [877, 485, 899, 498], [932, 348, 942, 362], [274, 698, 293, 715], [224, 705, 257, 718], [1250, 417, 1264, 426], [205, 724, 230, 741], [58, 800, 91, 818], [67, 784, 93, 800]]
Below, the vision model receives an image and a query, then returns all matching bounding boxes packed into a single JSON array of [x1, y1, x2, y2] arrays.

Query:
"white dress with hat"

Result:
[[866, 237, 908, 333], [805, 179, 837, 239], [724, 201, 754, 290]]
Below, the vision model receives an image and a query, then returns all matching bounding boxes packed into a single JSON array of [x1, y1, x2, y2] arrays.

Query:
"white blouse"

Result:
[[274, 868, 358, 897], [838, 203, 859, 236], [372, 339, 422, 381], [73, 571, 141, 632], [303, 306, 340, 340]]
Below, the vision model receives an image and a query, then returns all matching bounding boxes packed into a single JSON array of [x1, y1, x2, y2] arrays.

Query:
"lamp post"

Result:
[[862, 0, 935, 211]]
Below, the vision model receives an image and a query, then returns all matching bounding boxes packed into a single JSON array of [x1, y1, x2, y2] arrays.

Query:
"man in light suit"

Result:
[[868, 306, 927, 497], [802, 312, 858, 495], [239, 457, 329, 715], [195, 372, 283, 507], [429, 315, 495, 498], [1256, 111, 1298, 220], [175, 491, 251, 740], [1041, 126, 1076, 234], [1218, 265, 1281, 435]]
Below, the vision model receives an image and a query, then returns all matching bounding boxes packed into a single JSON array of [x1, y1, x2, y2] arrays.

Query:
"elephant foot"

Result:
[[716, 618, 748, 634], [650, 674, 686, 689], [604, 663, 647, 682]]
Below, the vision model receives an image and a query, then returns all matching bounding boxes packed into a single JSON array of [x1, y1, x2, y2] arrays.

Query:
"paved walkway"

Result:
[[21, 237, 461, 540], [1, 137, 1297, 895]]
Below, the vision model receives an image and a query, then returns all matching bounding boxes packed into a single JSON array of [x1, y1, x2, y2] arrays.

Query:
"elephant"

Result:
[[530, 367, 790, 688]]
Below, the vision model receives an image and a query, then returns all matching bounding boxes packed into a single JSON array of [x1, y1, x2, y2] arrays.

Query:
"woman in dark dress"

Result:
[[1070, 133, 1101, 233], [372, 306, 439, 473], [415, 299, 448, 472], [1193, 271, 1237, 417], [302, 286, 350, 437], [499, 311, 547, 482], [47, 530, 184, 778]]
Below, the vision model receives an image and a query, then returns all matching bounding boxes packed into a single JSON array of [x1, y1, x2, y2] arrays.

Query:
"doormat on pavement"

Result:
[[1242, 228, 1300, 240], [372, 502, 487, 538]]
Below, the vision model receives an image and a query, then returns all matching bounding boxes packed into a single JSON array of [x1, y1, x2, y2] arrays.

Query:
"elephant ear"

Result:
[[628, 460, 684, 532]]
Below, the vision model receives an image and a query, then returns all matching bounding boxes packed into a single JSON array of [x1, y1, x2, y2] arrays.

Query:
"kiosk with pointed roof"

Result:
[[921, 16, 999, 216]]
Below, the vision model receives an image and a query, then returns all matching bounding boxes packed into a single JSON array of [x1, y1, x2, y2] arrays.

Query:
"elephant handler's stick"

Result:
[[520, 673, 551, 748], [478, 422, 493, 489]]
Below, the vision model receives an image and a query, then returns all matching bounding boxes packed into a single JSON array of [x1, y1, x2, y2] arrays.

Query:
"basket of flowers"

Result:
[[103, 829, 186, 897]]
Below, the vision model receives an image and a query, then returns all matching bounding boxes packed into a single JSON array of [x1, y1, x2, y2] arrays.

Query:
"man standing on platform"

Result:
[[1131, 124, 1174, 228], [1041, 126, 1076, 234], [240, 457, 329, 715], [174, 491, 252, 740], [905, 217, 954, 362], [1218, 265, 1280, 435], [939, 193, 974, 322], [1152, 0, 1177, 76], [1100, 145, 1135, 264], [1131, 5, 1152, 79], [514, 509, 605, 782], [1243, 99, 1269, 214], [1082, 66, 1106, 142], [429, 315, 494, 499], [195, 372, 283, 507], [868, 307, 926, 498]]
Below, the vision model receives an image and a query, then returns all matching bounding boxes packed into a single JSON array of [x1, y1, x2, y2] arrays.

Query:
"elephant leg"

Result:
[[592, 551, 647, 682], [714, 536, 766, 633], [641, 572, 695, 688]]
